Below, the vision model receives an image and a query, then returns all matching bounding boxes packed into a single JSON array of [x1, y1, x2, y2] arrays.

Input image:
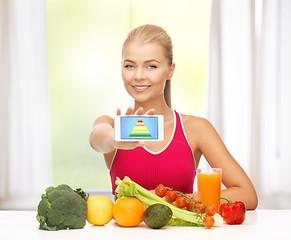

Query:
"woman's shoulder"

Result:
[[179, 113, 214, 134]]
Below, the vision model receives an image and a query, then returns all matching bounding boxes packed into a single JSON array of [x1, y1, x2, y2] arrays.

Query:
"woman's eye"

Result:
[[124, 64, 134, 69], [148, 65, 157, 69]]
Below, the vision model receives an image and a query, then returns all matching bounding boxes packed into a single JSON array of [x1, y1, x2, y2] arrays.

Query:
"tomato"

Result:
[[203, 216, 214, 228], [196, 203, 206, 213], [175, 196, 187, 208], [186, 201, 194, 211], [165, 190, 177, 202], [155, 185, 167, 198], [205, 205, 217, 216], [186, 199, 199, 211]]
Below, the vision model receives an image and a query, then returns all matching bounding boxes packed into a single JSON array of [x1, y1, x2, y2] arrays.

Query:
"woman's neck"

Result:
[[133, 97, 173, 120]]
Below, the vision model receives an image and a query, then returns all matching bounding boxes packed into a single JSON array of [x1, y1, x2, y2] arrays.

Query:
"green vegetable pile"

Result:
[[36, 184, 89, 231]]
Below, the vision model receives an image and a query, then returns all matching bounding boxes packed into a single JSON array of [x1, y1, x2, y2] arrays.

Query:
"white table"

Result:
[[0, 210, 290, 240]]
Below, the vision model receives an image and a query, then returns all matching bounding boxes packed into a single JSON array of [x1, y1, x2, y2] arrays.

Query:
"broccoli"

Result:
[[36, 184, 89, 231]]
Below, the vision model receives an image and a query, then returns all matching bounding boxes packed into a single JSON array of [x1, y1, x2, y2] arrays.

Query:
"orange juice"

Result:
[[197, 168, 222, 211]]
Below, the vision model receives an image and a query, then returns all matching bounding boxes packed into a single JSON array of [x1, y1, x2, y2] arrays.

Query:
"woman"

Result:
[[89, 24, 258, 210]]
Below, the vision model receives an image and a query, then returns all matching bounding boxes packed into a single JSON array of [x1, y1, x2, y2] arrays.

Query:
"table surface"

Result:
[[1, 210, 291, 240]]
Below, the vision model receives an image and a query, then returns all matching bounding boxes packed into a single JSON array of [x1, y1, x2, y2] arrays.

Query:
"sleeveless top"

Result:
[[109, 110, 196, 194]]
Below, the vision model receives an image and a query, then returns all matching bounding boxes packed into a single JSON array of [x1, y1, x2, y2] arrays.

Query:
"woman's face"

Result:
[[122, 41, 174, 104]]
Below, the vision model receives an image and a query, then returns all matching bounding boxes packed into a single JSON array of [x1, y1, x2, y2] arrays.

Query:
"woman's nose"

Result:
[[135, 67, 146, 80]]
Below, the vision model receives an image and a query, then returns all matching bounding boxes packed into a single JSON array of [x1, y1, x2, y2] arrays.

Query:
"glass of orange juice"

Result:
[[197, 168, 222, 211]]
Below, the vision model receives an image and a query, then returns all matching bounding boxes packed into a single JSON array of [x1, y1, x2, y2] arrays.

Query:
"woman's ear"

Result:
[[167, 63, 175, 80]]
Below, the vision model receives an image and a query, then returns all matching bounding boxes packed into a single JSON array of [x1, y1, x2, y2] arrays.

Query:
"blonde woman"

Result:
[[89, 24, 258, 210]]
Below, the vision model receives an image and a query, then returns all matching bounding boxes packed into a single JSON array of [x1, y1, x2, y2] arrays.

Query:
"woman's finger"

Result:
[[122, 107, 155, 116], [125, 106, 133, 115], [134, 107, 144, 115], [145, 108, 155, 115]]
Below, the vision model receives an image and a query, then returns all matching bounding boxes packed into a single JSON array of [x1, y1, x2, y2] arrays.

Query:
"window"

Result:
[[47, 0, 211, 190]]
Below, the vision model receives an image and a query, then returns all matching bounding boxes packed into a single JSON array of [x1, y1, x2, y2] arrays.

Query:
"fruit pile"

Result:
[[86, 195, 174, 229], [85, 177, 245, 229], [86, 184, 219, 229], [38, 180, 244, 230]]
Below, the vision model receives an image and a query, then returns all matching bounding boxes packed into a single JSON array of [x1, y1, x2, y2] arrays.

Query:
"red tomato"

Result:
[[203, 216, 214, 228], [165, 190, 177, 202], [205, 205, 217, 216], [175, 196, 187, 208], [186, 201, 194, 211], [155, 185, 167, 198], [186, 199, 199, 212], [196, 203, 206, 213]]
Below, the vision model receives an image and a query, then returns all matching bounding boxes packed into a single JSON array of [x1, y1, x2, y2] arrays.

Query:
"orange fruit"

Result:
[[113, 197, 145, 227], [86, 196, 114, 225]]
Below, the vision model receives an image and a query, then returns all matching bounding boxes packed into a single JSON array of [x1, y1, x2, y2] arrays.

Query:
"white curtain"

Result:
[[0, 0, 50, 207], [208, 0, 291, 208]]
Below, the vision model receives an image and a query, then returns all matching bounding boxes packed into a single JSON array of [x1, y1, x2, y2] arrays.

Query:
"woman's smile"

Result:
[[132, 85, 151, 92]]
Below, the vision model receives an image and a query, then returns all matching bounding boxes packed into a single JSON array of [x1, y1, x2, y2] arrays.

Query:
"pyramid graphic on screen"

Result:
[[129, 118, 152, 138]]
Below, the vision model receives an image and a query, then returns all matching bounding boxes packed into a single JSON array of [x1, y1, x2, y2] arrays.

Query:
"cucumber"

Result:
[[143, 203, 172, 229]]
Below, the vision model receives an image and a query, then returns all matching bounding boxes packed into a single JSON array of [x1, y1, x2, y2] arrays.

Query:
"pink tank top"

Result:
[[110, 110, 196, 194]]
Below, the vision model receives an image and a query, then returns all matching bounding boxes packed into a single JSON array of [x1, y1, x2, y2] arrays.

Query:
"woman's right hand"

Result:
[[112, 106, 155, 150]]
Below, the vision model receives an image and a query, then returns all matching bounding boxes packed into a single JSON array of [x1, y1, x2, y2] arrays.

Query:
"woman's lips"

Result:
[[132, 85, 151, 92]]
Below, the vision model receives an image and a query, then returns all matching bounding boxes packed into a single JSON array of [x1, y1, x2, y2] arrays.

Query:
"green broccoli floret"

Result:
[[36, 184, 88, 231]]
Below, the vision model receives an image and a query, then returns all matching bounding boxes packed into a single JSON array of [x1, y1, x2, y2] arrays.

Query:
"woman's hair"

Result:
[[122, 24, 173, 108]]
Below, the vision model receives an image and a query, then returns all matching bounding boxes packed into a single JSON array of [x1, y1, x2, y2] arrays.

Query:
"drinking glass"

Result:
[[197, 168, 222, 211]]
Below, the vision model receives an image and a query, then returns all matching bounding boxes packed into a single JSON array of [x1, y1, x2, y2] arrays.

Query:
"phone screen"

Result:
[[120, 116, 159, 140]]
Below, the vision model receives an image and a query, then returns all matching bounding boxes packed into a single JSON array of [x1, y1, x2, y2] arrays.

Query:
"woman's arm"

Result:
[[186, 116, 258, 210], [90, 107, 154, 154], [89, 115, 116, 153]]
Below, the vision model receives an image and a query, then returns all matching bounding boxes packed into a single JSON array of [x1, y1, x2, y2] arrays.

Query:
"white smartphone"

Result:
[[114, 115, 164, 141]]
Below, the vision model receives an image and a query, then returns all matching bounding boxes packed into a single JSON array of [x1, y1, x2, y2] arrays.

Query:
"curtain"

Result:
[[0, 0, 50, 206], [208, 0, 291, 208]]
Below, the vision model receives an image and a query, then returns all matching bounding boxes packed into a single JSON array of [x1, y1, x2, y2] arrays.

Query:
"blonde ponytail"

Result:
[[164, 80, 171, 108]]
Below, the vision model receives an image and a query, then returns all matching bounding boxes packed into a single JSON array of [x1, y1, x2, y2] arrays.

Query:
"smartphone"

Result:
[[114, 115, 164, 141]]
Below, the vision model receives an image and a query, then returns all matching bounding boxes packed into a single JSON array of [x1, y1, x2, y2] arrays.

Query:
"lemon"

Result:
[[86, 196, 114, 226]]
